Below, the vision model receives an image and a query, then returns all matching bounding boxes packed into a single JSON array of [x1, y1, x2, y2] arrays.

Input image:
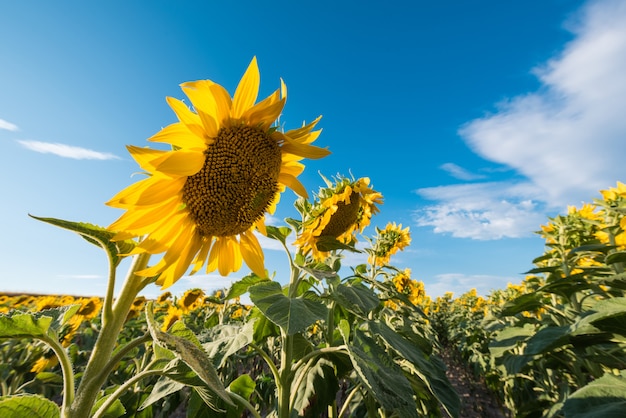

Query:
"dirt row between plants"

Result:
[[439, 347, 511, 418]]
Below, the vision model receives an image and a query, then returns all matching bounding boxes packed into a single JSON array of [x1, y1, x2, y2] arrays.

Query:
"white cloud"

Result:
[[414, 182, 547, 240], [424, 273, 518, 298], [17, 140, 120, 160], [440, 163, 486, 181], [57, 274, 104, 279], [418, 0, 626, 240], [459, 0, 626, 207], [0, 118, 19, 132]]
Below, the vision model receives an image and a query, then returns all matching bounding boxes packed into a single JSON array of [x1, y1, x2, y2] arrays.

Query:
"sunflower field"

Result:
[[2, 59, 626, 418]]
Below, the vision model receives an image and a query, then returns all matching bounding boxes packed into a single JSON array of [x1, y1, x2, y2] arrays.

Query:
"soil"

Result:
[[439, 347, 512, 418]]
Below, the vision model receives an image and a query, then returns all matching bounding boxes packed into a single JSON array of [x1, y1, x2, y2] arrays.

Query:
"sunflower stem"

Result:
[[39, 334, 74, 417], [68, 252, 151, 418]]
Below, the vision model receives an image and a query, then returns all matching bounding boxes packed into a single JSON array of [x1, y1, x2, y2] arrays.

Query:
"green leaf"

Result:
[[0, 305, 80, 339], [333, 283, 380, 317], [29, 215, 135, 267], [605, 251, 626, 265], [265, 225, 292, 243], [140, 377, 184, 411], [0, 394, 60, 418], [91, 394, 126, 418], [144, 302, 233, 407], [337, 320, 419, 418], [292, 358, 339, 417], [229, 374, 255, 400], [576, 297, 626, 336], [249, 307, 280, 342], [500, 293, 544, 316], [248, 281, 328, 335], [562, 373, 626, 417], [523, 325, 570, 356], [489, 323, 535, 359], [315, 236, 359, 252], [225, 273, 269, 300], [368, 322, 460, 417], [202, 321, 255, 368]]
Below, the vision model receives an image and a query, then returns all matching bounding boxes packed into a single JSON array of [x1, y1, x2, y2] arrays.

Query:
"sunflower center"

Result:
[[182, 125, 282, 237], [320, 193, 361, 238]]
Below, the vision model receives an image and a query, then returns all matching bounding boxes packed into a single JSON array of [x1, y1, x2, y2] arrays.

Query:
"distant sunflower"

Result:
[[295, 176, 382, 261], [369, 222, 411, 265], [108, 58, 329, 288]]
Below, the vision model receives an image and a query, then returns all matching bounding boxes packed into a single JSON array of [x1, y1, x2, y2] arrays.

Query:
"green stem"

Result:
[[68, 252, 151, 418], [40, 334, 74, 416], [249, 343, 281, 384], [101, 249, 117, 327], [91, 364, 164, 418], [228, 390, 262, 418], [338, 382, 362, 418], [278, 330, 294, 418], [93, 333, 152, 386]]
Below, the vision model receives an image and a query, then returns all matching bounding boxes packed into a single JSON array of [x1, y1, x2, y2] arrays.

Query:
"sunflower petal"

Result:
[[166, 97, 206, 139], [240, 230, 266, 277], [232, 57, 260, 119], [148, 123, 206, 150], [126, 145, 167, 173], [151, 149, 205, 177], [281, 141, 331, 160], [278, 173, 309, 198]]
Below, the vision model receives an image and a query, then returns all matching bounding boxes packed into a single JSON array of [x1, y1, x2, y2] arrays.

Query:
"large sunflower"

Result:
[[295, 176, 382, 261], [108, 58, 329, 288]]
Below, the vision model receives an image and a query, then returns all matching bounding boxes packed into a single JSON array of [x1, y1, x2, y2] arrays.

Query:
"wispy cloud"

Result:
[[17, 140, 120, 160], [418, 0, 626, 240], [425, 273, 518, 298], [440, 162, 486, 181], [57, 274, 104, 280], [461, 0, 626, 207], [0, 118, 19, 132], [414, 182, 547, 240]]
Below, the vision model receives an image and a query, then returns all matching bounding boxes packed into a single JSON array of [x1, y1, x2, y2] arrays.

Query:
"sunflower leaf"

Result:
[[0, 394, 60, 418], [0, 305, 80, 339], [249, 281, 328, 335], [144, 302, 233, 407], [29, 215, 135, 267], [265, 225, 291, 243]]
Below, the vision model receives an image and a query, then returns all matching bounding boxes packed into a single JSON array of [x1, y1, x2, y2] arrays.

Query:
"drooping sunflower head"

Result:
[[107, 57, 329, 288], [294, 175, 383, 261], [368, 222, 411, 265]]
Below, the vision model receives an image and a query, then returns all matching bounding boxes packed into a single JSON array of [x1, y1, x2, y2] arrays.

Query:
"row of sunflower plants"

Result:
[[432, 182, 626, 417], [0, 58, 459, 417]]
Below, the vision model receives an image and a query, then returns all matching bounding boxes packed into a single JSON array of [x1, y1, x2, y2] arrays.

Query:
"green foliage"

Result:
[[0, 394, 60, 418]]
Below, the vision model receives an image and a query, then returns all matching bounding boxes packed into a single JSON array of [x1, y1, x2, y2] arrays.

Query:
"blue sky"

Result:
[[2, 0, 625, 299]]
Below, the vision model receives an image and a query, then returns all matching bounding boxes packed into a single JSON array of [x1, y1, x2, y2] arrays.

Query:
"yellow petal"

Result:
[[278, 173, 308, 198], [232, 57, 260, 119], [108, 196, 180, 234], [166, 97, 206, 139], [281, 141, 331, 160], [148, 123, 206, 150], [240, 230, 266, 277], [190, 238, 213, 274], [151, 149, 205, 177], [285, 116, 322, 142], [126, 145, 167, 173], [111, 177, 186, 207], [208, 82, 233, 126]]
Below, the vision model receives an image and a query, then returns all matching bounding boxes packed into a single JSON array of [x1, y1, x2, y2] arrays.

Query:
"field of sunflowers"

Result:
[[3, 182, 626, 417], [2, 58, 626, 417]]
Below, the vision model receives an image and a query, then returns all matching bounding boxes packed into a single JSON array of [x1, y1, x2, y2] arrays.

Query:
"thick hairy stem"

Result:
[[68, 252, 151, 418]]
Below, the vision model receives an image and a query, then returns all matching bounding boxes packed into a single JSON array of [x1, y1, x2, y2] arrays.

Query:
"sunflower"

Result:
[[368, 222, 411, 265], [295, 176, 382, 261], [108, 58, 329, 288]]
